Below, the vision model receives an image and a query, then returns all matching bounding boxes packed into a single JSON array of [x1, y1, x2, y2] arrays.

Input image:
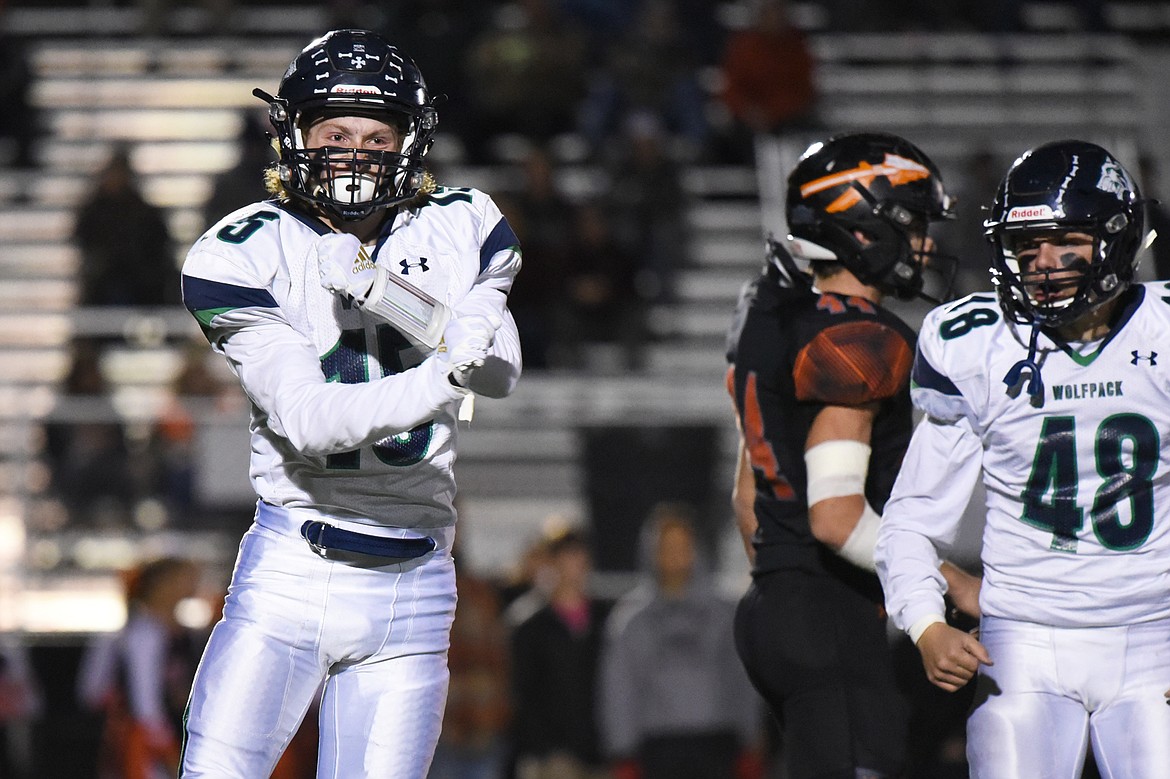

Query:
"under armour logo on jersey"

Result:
[[1132, 350, 1158, 365], [400, 257, 430, 275]]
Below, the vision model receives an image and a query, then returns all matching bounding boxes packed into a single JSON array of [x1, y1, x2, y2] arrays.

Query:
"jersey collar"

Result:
[[1048, 284, 1144, 365]]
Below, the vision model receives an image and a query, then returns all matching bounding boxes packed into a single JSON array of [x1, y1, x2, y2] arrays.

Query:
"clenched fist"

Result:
[[916, 622, 992, 693], [440, 314, 502, 387], [314, 232, 375, 304]]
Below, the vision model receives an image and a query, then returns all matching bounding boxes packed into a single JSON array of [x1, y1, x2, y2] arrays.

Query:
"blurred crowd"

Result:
[[2, 505, 778, 779]]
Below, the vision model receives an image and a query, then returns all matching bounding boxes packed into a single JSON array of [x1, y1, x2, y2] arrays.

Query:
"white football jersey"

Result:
[[181, 188, 522, 530], [878, 284, 1170, 629]]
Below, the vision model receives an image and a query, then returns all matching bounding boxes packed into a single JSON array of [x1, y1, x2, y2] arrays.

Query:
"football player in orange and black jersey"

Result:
[[725, 132, 980, 779]]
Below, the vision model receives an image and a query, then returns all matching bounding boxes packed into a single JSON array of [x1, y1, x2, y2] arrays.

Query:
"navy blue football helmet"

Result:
[[985, 140, 1145, 328], [255, 29, 438, 221], [784, 132, 956, 300]]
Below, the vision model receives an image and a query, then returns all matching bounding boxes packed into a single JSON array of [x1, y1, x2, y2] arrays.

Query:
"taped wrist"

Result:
[[838, 502, 880, 572], [360, 266, 450, 349], [908, 614, 946, 644]]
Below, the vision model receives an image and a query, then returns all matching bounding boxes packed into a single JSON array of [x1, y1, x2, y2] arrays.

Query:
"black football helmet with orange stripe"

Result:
[[784, 132, 956, 300]]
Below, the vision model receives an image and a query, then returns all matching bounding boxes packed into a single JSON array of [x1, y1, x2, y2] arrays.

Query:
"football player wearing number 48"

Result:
[[178, 29, 521, 778], [876, 140, 1170, 778]]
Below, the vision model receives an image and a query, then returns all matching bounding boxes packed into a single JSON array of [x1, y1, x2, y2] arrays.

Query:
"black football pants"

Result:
[[734, 569, 908, 779]]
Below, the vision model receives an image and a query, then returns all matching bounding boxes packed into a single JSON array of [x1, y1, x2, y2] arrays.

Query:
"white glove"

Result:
[[440, 314, 501, 387], [315, 232, 375, 304]]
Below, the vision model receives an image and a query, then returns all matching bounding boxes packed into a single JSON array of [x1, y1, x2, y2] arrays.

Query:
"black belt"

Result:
[[300, 520, 436, 561]]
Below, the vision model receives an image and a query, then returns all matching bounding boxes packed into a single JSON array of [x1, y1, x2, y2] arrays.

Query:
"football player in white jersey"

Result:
[[177, 29, 522, 778], [876, 140, 1170, 778]]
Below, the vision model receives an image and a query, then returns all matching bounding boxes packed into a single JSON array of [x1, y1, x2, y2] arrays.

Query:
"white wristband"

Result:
[[837, 501, 880, 571], [804, 439, 871, 505], [908, 615, 946, 645]]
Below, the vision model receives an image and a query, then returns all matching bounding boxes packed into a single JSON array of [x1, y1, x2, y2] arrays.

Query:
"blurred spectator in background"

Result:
[[77, 556, 205, 779], [599, 502, 764, 779], [136, 0, 236, 35], [558, 0, 637, 49], [463, 0, 588, 163], [933, 147, 1002, 296], [74, 145, 179, 307], [499, 145, 577, 369], [578, 0, 709, 162], [716, 0, 817, 165], [507, 527, 611, 779], [498, 530, 557, 612], [561, 0, 724, 67], [561, 200, 647, 371], [606, 112, 690, 305], [0, 639, 43, 779], [429, 529, 511, 779], [147, 337, 235, 527], [42, 338, 139, 530], [382, 0, 491, 162], [669, 0, 728, 67], [0, 13, 38, 169], [200, 111, 273, 232]]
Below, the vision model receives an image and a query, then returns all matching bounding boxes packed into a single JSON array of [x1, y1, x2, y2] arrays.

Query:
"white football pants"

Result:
[[180, 503, 457, 778], [967, 615, 1170, 779]]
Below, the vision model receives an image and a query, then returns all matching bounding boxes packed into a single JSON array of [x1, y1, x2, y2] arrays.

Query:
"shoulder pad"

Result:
[[183, 205, 289, 287], [794, 320, 912, 404]]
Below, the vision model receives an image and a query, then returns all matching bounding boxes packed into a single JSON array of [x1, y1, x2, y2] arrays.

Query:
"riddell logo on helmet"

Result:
[[332, 85, 379, 95], [1006, 206, 1054, 221]]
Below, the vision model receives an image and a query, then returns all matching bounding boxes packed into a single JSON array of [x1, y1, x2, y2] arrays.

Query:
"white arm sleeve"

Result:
[[838, 502, 880, 572], [217, 307, 466, 456], [875, 414, 983, 635]]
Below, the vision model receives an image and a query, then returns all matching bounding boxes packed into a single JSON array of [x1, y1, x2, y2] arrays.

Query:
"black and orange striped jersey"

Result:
[[726, 262, 916, 579]]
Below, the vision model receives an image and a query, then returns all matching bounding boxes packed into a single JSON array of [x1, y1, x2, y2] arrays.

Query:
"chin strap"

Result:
[[1003, 324, 1044, 401]]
